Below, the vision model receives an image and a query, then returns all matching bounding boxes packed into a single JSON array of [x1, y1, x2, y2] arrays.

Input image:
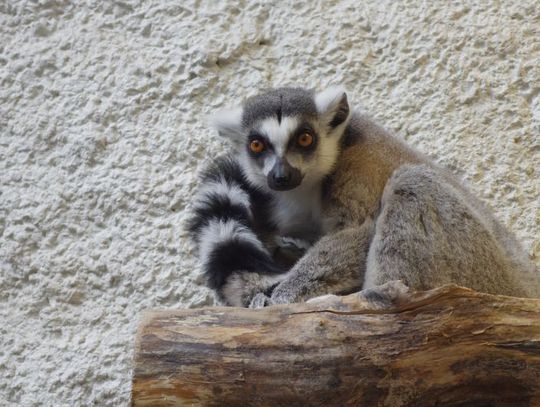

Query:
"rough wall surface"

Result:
[[0, 1, 538, 406]]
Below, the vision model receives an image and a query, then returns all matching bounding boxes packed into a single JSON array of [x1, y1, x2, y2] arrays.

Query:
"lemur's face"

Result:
[[212, 87, 350, 192]]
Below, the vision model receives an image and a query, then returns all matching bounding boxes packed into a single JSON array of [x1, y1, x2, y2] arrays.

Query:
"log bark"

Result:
[[132, 283, 540, 407]]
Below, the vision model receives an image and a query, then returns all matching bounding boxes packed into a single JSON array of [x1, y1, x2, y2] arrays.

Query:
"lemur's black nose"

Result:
[[273, 168, 291, 185], [268, 158, 302, 191]]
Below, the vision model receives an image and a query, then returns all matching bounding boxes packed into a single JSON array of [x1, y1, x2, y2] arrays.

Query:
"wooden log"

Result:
[[132, 283, 540, 407]]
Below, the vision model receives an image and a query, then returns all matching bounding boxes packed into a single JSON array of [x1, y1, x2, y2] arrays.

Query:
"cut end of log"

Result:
[[132, 284, 540, 407]]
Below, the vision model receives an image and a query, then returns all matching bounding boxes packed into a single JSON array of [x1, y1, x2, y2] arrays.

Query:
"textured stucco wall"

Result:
[[1, 1, 539, 405]]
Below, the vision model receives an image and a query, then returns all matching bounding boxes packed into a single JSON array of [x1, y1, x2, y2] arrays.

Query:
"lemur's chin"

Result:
[[267, 180, 302, 192]]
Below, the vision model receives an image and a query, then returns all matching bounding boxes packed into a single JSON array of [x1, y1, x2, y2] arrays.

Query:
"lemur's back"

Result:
[[329, 111, 539, 297], [324, 112, 426, 226]]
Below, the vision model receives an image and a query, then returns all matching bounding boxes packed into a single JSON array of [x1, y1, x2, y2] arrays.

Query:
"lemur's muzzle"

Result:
[[267, 158, 302, 191]]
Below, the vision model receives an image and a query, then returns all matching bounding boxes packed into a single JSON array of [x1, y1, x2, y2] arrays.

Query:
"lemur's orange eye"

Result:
[[297, 133, 313, 148], [249, 139, 265, 154]]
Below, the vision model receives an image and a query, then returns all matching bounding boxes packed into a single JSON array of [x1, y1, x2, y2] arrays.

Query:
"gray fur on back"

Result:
[[363, 163, 539, 298]]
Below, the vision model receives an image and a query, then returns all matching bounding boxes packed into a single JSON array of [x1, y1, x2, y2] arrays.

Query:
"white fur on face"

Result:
[[279, 113, 342, 190], [262, 155, 278, 177], [300, 122, 342, 186], [258, 116, 300, 157], [239, 152, 267, 189], [238, 85, 350, 192], [239, 113, 343, 191], [239, 116, 300, 188]]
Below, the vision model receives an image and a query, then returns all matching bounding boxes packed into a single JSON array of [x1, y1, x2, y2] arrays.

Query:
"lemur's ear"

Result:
[[210, 107, 244, 143], [315, 86, 350, 130]]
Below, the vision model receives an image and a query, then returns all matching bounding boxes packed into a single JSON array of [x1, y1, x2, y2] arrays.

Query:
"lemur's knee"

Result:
[[381, 164, 440, 205]]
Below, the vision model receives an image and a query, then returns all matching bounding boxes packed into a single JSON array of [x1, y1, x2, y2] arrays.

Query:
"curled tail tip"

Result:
[[197, 218, 283, 289]]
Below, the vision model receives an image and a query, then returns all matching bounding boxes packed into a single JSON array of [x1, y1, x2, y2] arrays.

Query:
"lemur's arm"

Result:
[[251, 219, 374, 307]]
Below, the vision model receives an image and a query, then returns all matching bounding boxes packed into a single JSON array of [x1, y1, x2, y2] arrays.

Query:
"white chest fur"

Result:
[[271, 185, 323, 241]]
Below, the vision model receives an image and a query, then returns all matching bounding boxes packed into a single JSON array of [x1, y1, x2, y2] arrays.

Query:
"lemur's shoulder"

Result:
[[327, 111, 427, 217]]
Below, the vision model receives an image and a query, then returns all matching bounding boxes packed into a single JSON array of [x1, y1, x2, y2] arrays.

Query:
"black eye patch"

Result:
[[288, 123, 318, 153], [247, 131, 273, 157]]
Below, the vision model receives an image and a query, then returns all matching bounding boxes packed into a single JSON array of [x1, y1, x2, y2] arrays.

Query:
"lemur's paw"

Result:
[[357, 280, 410, 309], [249, 293, 273, 309]]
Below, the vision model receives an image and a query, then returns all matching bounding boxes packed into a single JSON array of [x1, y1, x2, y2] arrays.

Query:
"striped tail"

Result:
[[187, 157, 286, 306]]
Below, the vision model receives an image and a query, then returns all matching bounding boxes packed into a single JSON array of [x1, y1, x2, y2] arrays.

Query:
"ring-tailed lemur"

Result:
[[188, 86, 540, 307]]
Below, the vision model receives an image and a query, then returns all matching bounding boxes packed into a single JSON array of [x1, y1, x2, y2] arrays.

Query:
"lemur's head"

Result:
[[211, 87, 350, 192]]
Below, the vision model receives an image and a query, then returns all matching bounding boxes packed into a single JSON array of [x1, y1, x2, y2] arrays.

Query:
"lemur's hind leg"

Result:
[[257, 220, 375, 307], [364, 164, 529, 297]]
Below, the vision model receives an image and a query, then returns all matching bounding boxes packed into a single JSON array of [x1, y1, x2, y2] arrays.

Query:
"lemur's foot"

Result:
[[249, 293, 273, 309], [357, 280, 410, 309]]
